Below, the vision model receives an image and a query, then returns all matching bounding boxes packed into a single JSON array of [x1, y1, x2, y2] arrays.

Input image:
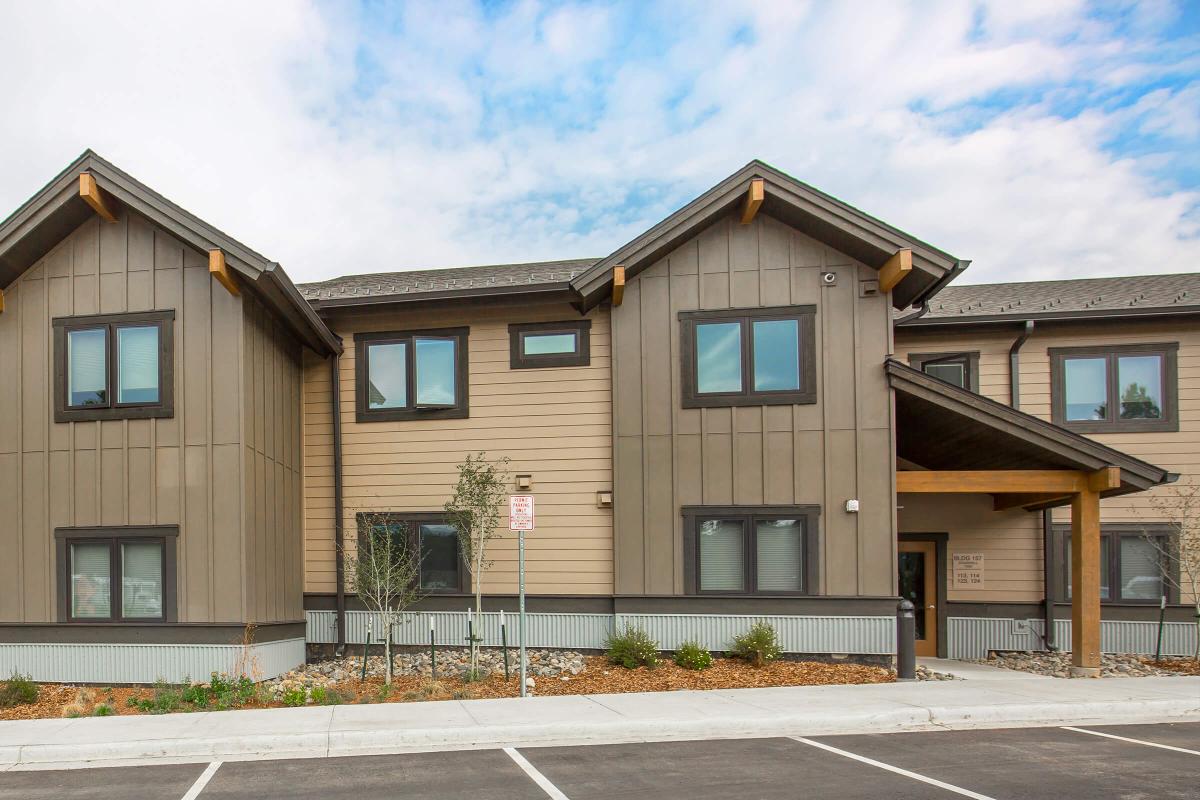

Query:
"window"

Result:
[[354, 328, 469, 422], [679, 307, 816, 408], [356, 513, 466, 593], [52, 311, 174, 422], [1050, 344, 1178, 433], [908, 352, 979, 392], [509, 320, 592, 369], [1057, 525, 1176, 604], [682, 506, 819, 595], [55, 526, 177, 623]]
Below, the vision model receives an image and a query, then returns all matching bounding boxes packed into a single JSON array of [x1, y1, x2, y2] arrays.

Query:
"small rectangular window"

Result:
[[698, 519, 745, 592], [509, 320, 591, 369], [54, 311, 174, 422], [1051, 344, 1177, 432], [355, 513, 465, 593], [684, 506, 819, 595], [907, 352, 978, 392], [56, 526, 177, 623], [1060, 525, 1175, 604], [680, 307, 816, 408], [355, 328, 469, 422]]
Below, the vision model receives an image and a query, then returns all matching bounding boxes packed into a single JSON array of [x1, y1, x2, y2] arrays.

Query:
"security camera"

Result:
[[821, 271, 838, 286]]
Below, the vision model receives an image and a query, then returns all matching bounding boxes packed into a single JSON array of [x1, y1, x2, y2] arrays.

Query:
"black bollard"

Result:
[[896, 599, 916, 680]]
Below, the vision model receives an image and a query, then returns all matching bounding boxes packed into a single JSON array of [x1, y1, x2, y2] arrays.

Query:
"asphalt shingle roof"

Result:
[[906, 272, 1200, 324]]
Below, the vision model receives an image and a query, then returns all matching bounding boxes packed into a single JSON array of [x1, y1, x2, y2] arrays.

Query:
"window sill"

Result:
[[682, 391, 816, 409], [355, 407, 469, 423], [1059, 420, 1179, 434], [55, 406, 173, 423]]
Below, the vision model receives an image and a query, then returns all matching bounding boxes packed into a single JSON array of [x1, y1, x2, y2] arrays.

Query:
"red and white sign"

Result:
[[509, 495, 535, 531]]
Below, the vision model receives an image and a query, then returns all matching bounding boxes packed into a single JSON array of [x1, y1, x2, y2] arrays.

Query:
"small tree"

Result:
[[444, 452, 511, 676], [344, 513, 422, 684], [1137, 483, 1200, 661]]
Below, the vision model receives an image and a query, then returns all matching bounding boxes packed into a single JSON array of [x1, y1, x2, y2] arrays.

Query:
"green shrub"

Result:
[[92, 703, 115, 717], [310, 686, 345, 706], [604, 623, 660, 669], [673, 640, 713, 670], [0, 673, 38, 708], [730, 621, 782, 667], [281, 688, 307, 707], [128, 681, 185, 714]]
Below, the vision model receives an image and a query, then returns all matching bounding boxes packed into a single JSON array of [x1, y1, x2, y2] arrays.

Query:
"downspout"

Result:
[[331, 350, 346, 654], [1008, 320, 1034, 409], [1042, 509, 1056, 650]]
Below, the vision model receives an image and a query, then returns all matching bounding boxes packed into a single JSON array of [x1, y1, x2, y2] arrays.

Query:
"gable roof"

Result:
[[571, 160, 966, 311], [0, 150, 340, 355], [898, 272, 1200, 327]]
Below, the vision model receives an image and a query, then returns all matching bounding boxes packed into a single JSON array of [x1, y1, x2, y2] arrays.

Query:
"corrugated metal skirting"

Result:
[[306, 611, 895, 655], [947, 617, 1198, 659], [0, 638, 306, 684]]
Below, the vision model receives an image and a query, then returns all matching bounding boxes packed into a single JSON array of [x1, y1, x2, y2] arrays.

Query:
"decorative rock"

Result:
[[967, 650, 1183, 678], [914, 664, 961, 681]]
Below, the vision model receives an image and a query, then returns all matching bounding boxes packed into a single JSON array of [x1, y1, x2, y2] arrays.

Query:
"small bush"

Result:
[[310, 685, 346, 706], [0, 673, 38, 708], [128, 681, 185, 714], [460, 667, 488, 683], [92, 703, 115, 717], [673, 640, 713, 670], [730, 621, 782, 667], [604, 623, 660, 669], [281, 688, 307, 707]]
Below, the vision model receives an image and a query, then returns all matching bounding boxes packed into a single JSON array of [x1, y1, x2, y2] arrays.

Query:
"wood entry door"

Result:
[[898, 541, 938, 657]]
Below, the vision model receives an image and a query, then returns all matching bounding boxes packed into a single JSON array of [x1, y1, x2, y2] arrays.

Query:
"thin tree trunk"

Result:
[[385, 623, 393, 685]]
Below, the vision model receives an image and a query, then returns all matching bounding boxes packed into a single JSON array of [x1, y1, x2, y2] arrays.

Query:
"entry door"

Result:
[[898, 541, 938, 657]]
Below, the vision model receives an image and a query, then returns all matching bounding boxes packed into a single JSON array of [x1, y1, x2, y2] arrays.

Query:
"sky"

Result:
[[0, 0, 1198, 286]]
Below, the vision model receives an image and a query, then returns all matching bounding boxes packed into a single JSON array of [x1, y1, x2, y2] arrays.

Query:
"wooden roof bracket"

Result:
[[79, 173, 119, 223], [879, 248, 913, 293], [740, 178, 764, 224], [209, 249, 241, 297], [611, 265, 625, 307], [0, 287, 5, 314]]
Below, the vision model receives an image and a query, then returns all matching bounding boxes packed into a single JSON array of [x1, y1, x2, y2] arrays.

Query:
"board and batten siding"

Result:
[[612, 213, 896, 597], [0, 213, 247, 624], [301, 302, 613, 596]]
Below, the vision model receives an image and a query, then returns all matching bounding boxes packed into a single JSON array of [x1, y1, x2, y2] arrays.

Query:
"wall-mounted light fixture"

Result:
[[516, 474, 533, 491], [596, 490, 613, 508]]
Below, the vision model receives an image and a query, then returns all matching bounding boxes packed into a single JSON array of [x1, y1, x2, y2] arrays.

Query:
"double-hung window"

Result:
[[1057, 525, 1176, 604], [680, 307, 816, 408], [508, 320, 591, 369], [355, 328, 469, 422], [56, 526, 177, 623], [908, 352, 978, 391], [1050, 343, 1178, 432], [356, 513, 465, 593], [53, 311, 174, 422], [683, 506, 819, 595]]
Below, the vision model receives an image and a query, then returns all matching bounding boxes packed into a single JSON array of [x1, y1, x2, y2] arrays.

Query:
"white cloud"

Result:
[[0, 0, 1196, 285]]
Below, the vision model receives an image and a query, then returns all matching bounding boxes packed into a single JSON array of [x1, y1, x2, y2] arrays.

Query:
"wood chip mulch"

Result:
[[1144, 658, 1200, 676]]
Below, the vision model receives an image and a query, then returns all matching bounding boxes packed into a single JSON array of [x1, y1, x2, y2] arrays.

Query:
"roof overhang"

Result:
[[898, 306, 1200, 328], [307, 281, 577, 311], [0, 151, 340, 356], [571, 160, 964, 312], [887, 359, 1167, 506]]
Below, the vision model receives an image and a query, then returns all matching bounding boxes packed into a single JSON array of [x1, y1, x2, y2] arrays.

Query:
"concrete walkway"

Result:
[[918, 657, 1054, 680], [1, 676, 1196, 771]]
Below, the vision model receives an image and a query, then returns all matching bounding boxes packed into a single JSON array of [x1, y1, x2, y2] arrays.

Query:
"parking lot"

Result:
[[1, 721, 1195, 799]]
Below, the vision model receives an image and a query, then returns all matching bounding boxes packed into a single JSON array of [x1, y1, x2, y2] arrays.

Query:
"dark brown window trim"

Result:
[[907, 351, 980, 392], [682, 505, 820, 597], [1049, 342, 1178, 433], [55, 525, 178, 624], [679, 306, 817, 408], [353, 327, 470, 423], [1053, 522, 1179, 605], [52, 310, 175, 423], [508, 320, 592, 369], [355, 512, 469, 594]]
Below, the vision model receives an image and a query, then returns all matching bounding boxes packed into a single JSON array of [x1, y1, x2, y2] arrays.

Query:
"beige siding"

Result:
[[302, 302, 613, 596], [0, 213, 246, 623], [612, 213, 896, 596]]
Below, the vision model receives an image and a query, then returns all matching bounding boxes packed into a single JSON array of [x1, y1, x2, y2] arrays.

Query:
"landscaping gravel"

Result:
[[969, 650, 1191, 678], [915, 664, 961, 681]]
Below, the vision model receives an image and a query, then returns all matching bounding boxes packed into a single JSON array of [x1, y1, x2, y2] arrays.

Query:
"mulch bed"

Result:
[[0, 656, 892, 720], [1144, 657, 1200, 676]]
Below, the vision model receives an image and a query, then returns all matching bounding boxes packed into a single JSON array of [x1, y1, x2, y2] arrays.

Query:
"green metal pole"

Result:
[[361, 622, 371, 682], [430, 617, 437, 681], [1155, 595, 1166, 662], [501, 609, 510, 681]]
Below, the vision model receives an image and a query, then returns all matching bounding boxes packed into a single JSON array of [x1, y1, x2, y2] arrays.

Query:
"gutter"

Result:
[[1008, 320, 1034, 409], [331, 349, 346, 654], [907, 259, 971, 311]]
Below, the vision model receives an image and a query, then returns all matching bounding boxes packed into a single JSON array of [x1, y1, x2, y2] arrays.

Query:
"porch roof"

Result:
[[886, 359, 1169, 501]]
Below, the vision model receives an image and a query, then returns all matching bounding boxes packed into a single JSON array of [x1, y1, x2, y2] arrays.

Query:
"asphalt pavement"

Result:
[[1, 721, 1195, 799]]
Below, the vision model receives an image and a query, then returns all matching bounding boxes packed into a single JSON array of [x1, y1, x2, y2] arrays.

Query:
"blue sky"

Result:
[[1, 0, 1198, 284]]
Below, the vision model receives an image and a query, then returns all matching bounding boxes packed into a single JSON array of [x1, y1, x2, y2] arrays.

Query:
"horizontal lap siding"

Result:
[[301, 303, 613, 595]]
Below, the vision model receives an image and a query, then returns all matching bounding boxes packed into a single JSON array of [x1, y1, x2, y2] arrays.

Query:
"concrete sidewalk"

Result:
[[1, 676, 1197, 771]]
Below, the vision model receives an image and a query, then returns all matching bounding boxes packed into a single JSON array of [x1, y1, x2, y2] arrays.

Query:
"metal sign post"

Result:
[[509, 495, 535, 697]]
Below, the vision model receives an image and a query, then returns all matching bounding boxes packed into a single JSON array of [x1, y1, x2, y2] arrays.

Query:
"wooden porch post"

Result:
[[1070, 488, 1102, 676]]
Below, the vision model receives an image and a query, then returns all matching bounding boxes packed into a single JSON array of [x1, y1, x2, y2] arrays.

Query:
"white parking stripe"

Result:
[[180, 761, 222, 800], [504, 747, 570, 800], [792, 737, 997, 800], [1062, 726, 1200, 755]]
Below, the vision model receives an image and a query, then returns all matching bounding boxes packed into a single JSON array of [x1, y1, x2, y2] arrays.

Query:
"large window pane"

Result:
[[68, 328, 107, 407], [117, 326, 160, 404], [367, 342, 407, 409], [71, 542, 111, 619], [419, 524, 459, 590], [1066, 537, 1111, 599], [696, 322, 742, 393], [1064, 357, 1108, 421], [1120, 536, 1163, 600], [756, 519, 803, 591], [121, 542, 163, 618], [1118, 355, 1163, 420], [699, 519, 744, 591], [924, 361, 966, 388], [752, 320, 799, 391], [523, 332, 577, 355], [414, 338, 457, 406]]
